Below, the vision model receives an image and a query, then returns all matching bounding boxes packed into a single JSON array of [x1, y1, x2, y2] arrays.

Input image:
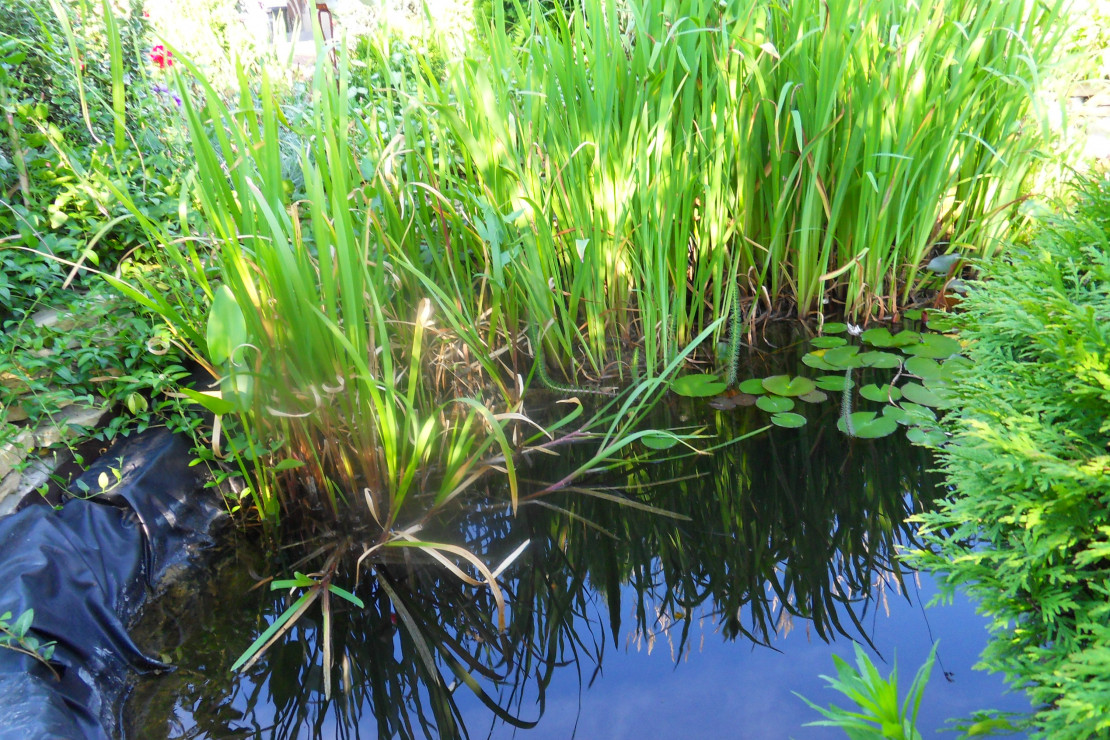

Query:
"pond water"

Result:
[[125, 325, 1030, 738]]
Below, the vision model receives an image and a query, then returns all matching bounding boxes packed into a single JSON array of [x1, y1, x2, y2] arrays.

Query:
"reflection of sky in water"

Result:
[[457, 574, 1029, 739]]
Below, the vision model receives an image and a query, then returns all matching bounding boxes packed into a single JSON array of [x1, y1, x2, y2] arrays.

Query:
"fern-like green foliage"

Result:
[[904, 174, 1110, 739]]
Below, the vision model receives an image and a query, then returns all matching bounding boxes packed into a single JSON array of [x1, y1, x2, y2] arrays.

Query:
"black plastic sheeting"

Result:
[[0, 428, 226, 739]]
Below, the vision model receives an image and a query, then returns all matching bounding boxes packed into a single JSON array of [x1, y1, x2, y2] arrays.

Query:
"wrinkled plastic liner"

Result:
[[0, 428, 225, 739]]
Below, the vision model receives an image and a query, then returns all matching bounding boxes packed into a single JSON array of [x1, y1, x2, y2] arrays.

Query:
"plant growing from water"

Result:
[[797, 643, 936, 740]]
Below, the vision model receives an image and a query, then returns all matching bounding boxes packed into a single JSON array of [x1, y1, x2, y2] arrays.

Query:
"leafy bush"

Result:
[[905, 175, 1110, 739]]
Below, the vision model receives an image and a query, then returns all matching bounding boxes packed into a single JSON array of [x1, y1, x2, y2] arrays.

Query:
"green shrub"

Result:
[[904, 174, 1110, 739]]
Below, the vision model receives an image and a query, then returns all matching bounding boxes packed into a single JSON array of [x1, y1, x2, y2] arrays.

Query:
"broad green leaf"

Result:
[[824, 345, 864, 368], [810, 336, 847, 349], [762, 375, 817, 397], [860, 327, 894, 347], [889, 330, 922, 347], [904, 356, 943, 380], [641, 431, 679, 450], [901, 333, 962, 359], [901, 382, 942, 407], [672, 373, 728, 397], [771, 412, 806, 428], [738, 378, 767, 395], [757, 395, 794, 413], [816, 375, 853, 392], [838, 411, 898, 438], [907, 426, 947, 446], [860, 351, 902, 369], [207, 284, 248, 367], [802, 352, 838, 371], [860, 383, 901, 402], [821, 322, 848, 334]]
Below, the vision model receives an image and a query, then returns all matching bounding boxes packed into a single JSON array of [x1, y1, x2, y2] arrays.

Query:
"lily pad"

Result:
[[882, 405, 908, 424], [762, 375, 817, 397], [837, 411, 898, 438], [903, 309, 923, 320], [924, 311, 958, 332], [816, 375, 853, 392], [810, 336, 848, 349], [821, 322, 848, 334], [860, 351, 903, 369], [802, 352, 838, 371], [899, 402, 937, 424], [900, 382, 941, 407], [900, 333, 962, 359], [757, 395, 795, 413], [904, 356, 943, 381], [672, 373, 728, 397], [889, 330, 923, 347], [860, 327, 895, 347], [906, 426, 948, 446], [799, 389, 829, 403], [823, 345, 864, 369], [771, 412, 807, 428], [708, 393, 758, 410], [738, 378, 767, 395], [641, 432, 679, 450], [860, 383, 901, 403]]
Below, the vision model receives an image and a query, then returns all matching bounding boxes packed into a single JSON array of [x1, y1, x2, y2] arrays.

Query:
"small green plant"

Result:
[[0, 609, 58, 680], [797, 643, 936, 740]]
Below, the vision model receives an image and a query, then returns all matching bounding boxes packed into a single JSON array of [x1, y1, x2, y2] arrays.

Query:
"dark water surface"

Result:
[[126, 327, 1029, 738]]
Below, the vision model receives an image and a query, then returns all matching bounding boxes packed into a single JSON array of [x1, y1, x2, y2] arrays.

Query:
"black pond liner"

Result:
[[0, 427, 226, 740]]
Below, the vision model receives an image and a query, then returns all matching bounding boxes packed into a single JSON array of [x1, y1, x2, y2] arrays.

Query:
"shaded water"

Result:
[[125, 326, 1029, 738]]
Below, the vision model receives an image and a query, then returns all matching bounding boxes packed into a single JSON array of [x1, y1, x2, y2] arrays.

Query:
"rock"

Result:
[[0, 428, 33, 480], [32, 403, 107, 448]]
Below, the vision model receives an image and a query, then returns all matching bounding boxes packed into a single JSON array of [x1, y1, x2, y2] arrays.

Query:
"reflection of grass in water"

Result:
[[126, 347, 942, 737]]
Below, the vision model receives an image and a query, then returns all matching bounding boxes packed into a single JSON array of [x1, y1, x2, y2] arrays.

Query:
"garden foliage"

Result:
[[905, 175, 1110, 739]]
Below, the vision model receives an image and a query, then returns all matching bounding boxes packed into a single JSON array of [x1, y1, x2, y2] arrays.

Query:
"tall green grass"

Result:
[[446, 0, 1068, 380]]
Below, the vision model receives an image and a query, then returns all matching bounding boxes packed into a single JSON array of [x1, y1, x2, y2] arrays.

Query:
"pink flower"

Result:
[[150, 45, 173, 69]]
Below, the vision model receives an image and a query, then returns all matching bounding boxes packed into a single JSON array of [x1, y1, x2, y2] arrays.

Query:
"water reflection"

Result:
[[126, 330, 944, 739]]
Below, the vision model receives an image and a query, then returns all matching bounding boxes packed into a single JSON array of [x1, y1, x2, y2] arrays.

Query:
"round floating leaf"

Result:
[[924, 311, 958, 332], [899, 402, 937, 423], [641, 432, 679, 450], [816, 375, 853, 392], [837, 411, 898, 438], [904, 356, 943, 380], [771, 412, 807, 428], [882, 405, 909, 424], [738, 378, 768, 395], [860, 383, 901, 403], [889, 330, 922, 347], [672, 373, 728, 397], [860, 327, 895, 347], [799, 389, 829, 403], [942, 356, 974, 374], [901, 333, 962, 359], [762, 375, 817, 397], [903, 309, 923, 320], [821, 322, 848, 334], [810, 336, 848, 349], [824, 345, 864, 369], [709, 393, 759, 411], [757, 395, 794, 413], [860, 351, 903, 369], [802, 352, 838, 371], [906, 426, 948, 446]]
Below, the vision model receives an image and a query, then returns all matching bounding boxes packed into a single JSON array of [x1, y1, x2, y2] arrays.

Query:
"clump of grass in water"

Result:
[[446, 0, 1069, 377]]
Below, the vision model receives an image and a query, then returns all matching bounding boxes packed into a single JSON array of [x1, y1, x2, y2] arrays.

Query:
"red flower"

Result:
[[150, 45, 173, 69]]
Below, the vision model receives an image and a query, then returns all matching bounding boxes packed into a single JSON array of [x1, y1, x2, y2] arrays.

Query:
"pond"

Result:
[[124, 324, 1029, 738]]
